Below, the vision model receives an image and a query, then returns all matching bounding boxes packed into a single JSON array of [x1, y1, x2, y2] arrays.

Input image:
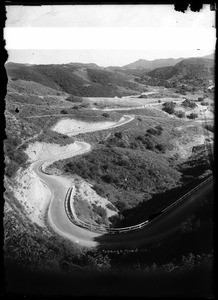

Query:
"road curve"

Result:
[[32, 141, 101, 247], [32, 114, 213, 249], [32, 115, 135, 247]]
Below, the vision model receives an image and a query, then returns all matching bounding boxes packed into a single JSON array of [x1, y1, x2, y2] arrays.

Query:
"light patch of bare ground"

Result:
[[25, 141, 81, 162], [51, 118, 117, 136], [13, 166, 51, 227], [13, 141, 82, 227], [168, 124, 213, 159]]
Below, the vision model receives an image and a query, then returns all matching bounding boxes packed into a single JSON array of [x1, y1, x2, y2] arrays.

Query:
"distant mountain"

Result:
[[147, 57, 214, 81], [122, 57, 184, 70], [5, 62, 147, 97]]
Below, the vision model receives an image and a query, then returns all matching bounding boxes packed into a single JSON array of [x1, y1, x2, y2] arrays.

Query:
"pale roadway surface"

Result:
[[32, 115, 134, 248], [32, 141, 102, 248], [32, 113, 213, 249]]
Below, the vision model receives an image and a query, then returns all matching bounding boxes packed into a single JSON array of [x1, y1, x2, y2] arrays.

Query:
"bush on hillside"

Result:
[[92, 183, 107, 197], [106, 203, 117, 211], [60, 109, 68, 114], [174, 110, 185, 118], [65, 94, 83, 103], [92, 203, 107, 219], [201, 101, 209, 106], [162, 102, 176, 114], [102, 113, 110, 118], [181, 99, 197, 109], [187, 113, 198, 119], [114, 132, 123, 139], [138, 94, 147, 98], [5, 161, 19, 178], [135, 135, 155, 150], [155, 143, 167, 153], [146, 125, 163, 136]]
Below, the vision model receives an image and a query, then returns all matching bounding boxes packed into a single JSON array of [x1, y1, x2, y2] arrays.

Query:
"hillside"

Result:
[[147, 58, 214, 81], [202, 53, 214, 60], [122, 57, 184, 70], [5, 62, 147, 97]]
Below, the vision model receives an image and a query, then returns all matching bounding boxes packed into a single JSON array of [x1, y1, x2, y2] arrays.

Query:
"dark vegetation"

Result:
[[4, 137, 29, 178], [179, 144, 212, 180], [65, 94, 83, 103], [36, 129, 75, 145], [201, 101, 209, 106], [146, 58, 214, 90], [204, 124, 214, 132], [187, 113, 198, 119], [6, 63, 146, 97], [162, 101, 176, 114], [174, 110, 185, 118], [99, 187, 213, 280], [51, 146, 182, 224], [4, 200, 111, 274], [100, 125, 167, 153], [74, 193, 109, 226], [181, 99, 197, 109]]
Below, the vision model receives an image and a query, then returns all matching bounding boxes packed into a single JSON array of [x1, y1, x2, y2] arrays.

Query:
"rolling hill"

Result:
[[5, 62, 147, 97], [122, 57, 184, 70], [147, 57, 214, 81], [6, 53, 214, 97]]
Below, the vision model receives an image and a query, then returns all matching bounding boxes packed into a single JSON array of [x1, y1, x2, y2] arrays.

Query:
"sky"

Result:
[[5, 5, 216, 67]]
